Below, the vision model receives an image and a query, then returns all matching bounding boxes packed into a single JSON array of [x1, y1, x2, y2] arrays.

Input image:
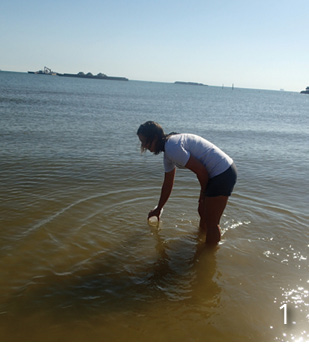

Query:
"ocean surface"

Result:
[[0, 71, 308, 341]]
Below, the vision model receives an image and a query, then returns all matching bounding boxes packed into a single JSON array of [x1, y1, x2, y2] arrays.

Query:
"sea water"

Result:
[[0, 71, 308, 341]]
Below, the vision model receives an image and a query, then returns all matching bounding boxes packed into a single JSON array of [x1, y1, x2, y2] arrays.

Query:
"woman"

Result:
[[137, 121, 237, 244]]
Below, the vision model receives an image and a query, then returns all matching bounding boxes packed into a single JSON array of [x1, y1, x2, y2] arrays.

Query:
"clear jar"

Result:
[[147, 207, 163, 226]]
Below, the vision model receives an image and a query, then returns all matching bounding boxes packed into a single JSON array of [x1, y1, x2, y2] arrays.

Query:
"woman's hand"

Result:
[[198, 193, 205, 217], [148, 207, 162, 220], [198, 191, 207, 230]]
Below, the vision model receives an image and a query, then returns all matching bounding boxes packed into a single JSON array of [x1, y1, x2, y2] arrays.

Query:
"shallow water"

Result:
[[0, 72, 308, 341]]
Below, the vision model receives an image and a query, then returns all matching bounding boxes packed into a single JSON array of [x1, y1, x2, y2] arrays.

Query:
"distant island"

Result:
[[28, 66, 128, 81], [300, 86, 309, 94], [175, 81, 208, 86]]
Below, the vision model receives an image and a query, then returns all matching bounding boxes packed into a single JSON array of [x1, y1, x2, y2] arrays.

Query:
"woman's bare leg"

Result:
[[199, 196, 229, 244]]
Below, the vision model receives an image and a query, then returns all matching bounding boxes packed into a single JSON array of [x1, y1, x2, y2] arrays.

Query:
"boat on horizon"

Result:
[[300, 86, 309, 94], [28, 67, 128, 81], [28, 66, 57, 75]]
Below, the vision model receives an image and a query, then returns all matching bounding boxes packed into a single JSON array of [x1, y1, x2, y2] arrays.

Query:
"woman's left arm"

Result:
[[148, 168, 176, 220], [185, 155, 209, 200]]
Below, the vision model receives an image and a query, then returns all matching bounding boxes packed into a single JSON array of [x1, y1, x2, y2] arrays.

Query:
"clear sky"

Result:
[[1, 0, 308, 91]]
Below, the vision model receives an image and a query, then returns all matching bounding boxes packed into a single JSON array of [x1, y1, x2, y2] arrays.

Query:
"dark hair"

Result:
[[137, 121, 167, 155]]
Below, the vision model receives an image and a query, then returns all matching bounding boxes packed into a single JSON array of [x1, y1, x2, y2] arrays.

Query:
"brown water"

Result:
[[0, 72, 308, 341]]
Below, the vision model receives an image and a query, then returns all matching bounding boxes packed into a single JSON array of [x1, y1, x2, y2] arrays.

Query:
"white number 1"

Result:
[[280, 304, 287, 324]]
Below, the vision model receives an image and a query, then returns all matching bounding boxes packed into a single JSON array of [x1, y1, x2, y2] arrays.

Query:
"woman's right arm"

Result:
[[148, 168, 176, 219]]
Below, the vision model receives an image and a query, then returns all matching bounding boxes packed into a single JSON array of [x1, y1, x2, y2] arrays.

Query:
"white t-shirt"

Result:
[[163, 133, 233, 178]]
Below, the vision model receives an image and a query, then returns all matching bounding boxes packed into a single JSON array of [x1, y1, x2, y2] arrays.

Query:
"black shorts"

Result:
[[204, 163, 237, 197]]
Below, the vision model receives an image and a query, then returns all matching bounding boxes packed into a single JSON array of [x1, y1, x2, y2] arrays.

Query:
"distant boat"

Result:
[[28, 67, 128, 81], [300, 86, 309, 94], [28, 66, 57, 75]]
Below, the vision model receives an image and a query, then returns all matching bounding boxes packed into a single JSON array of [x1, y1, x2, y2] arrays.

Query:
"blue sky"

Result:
[[1, 0, 308, 91]]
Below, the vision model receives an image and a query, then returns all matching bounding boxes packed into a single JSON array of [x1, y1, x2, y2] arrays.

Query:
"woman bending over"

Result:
[[137, 121, 237, 245]]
